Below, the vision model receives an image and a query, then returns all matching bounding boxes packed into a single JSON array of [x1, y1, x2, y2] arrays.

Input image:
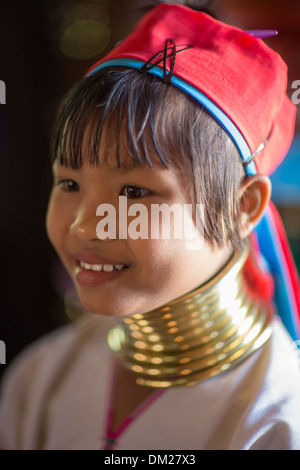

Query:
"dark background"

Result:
[[0, 0, 299, 379]]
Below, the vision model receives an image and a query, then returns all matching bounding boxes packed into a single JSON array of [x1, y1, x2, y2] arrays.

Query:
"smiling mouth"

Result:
[[78, 261, 130, 272]]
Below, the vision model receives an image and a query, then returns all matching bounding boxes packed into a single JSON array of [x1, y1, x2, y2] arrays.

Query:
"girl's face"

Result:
[[46, 139, 232, 317]]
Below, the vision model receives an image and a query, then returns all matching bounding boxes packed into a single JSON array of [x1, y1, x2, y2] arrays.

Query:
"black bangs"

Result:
[[52, 68, 181, 170]]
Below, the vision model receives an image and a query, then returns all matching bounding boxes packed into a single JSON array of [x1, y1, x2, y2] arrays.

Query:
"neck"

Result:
[[107, 243, 274, 388]]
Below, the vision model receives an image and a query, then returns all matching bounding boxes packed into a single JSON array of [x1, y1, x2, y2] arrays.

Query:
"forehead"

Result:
[[53, 148, 180, 178], [58, 111, 184, 172], [53, 138, 190, 193]]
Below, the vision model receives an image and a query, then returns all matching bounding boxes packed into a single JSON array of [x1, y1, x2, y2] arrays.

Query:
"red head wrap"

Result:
[[86, 3, 296, 176]]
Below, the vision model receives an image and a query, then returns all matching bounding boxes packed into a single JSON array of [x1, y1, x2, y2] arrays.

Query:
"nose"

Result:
[[70, 198, 120, 242], [70, 202, 100, 241]]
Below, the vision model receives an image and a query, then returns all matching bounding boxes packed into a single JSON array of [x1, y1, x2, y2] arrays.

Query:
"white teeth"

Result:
[[115, 265, 125, 270], [93, 265, 102, 272], [103, 264, 114, 272], [79, 261, 127, 272], [80, 261, 100, 271]]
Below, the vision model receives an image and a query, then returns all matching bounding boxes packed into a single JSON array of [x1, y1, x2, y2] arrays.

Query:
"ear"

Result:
[[239, 175, 272, 240]]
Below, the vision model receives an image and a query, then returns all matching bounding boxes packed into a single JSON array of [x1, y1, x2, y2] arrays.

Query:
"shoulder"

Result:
[[0, 314, 113, 449], [1, 314, 109, 388], [230, 319, 300, 450]]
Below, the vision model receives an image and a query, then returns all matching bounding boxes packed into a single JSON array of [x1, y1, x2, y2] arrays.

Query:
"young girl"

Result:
[[1, 3, 300, 450]]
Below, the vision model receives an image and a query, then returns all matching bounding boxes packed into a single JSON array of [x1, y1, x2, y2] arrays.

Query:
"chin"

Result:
[[76, 294, 136, 318], [79, 301, 123, 317], [75, 287, 175, 318]]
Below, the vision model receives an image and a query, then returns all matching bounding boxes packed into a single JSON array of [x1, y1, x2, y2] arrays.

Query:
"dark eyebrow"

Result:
[[116, 164, 150, 173], [52, 158, 153, 174]]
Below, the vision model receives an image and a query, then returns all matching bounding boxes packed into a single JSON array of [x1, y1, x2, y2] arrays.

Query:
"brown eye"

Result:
[[58, 179, 80, 192], [122, 185, 150, 199]]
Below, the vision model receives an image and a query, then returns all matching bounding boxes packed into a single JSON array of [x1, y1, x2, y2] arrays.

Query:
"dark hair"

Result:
[[52, 67, 245, 249]]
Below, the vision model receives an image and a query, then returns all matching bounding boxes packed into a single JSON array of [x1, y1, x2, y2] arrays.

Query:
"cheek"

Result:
[[129, 238, 192, 284], [130, 236, 224, 294], [45, 193, 67, 254], [45, 194, 55, 245]]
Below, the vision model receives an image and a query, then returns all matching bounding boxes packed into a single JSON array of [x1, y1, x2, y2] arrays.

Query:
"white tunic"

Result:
[[1, 315, 300, 450]]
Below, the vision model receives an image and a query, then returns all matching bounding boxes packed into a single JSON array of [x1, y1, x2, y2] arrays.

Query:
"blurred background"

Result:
[[0, 0, 299, 379]]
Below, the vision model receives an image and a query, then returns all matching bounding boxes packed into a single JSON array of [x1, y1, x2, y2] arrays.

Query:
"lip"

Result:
[[73, 251, 130, 287], [73, 251, 130, 266]]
